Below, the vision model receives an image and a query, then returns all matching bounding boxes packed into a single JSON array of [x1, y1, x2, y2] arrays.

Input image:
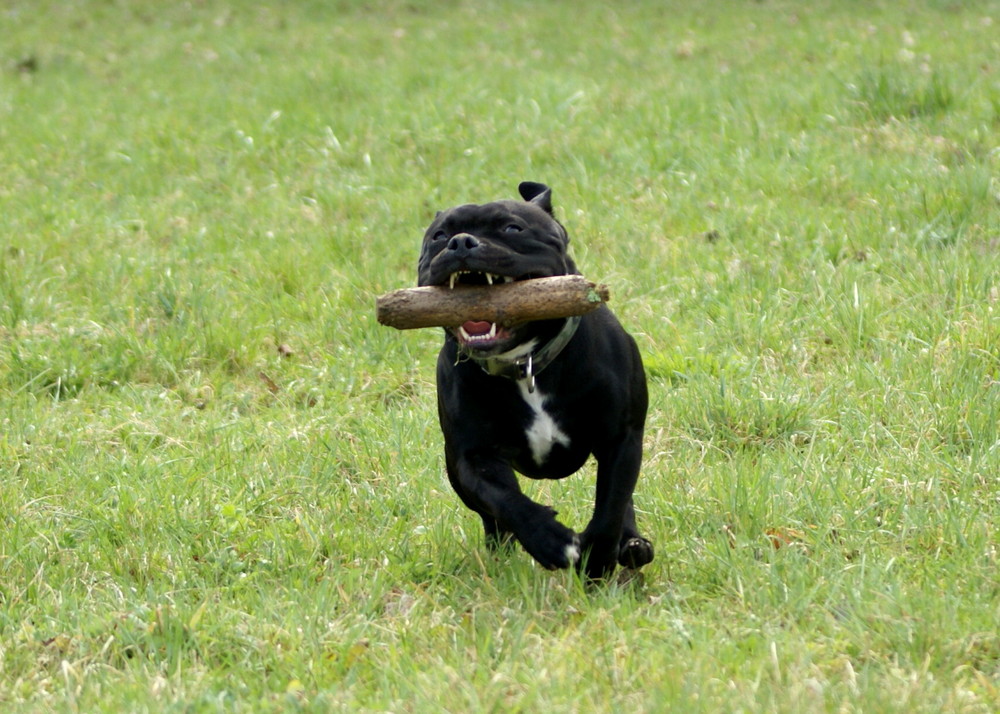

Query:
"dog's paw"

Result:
[[618, 537, 654, 569], [563, 539, 581, 566], [520, 520, 580, 570]]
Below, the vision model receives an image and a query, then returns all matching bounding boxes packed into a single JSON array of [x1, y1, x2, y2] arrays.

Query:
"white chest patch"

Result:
[[518, 381, 571, 466]]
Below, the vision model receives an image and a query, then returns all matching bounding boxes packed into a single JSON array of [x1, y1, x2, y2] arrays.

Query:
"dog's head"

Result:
[[417, 182, 579, 356]]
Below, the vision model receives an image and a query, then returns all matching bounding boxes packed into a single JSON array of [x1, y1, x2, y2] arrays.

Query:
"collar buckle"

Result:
[[519, 353, 536, 393]]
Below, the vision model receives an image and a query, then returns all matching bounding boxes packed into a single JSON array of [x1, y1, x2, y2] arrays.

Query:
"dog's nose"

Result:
[[447, 233, 480, 254]]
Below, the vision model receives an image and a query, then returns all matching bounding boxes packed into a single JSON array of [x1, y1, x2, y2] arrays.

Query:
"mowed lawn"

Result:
[[2, 1, 999, 711]]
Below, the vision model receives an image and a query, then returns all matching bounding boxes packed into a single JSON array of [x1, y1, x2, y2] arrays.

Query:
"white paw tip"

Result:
[[565, 542, 581, 565]]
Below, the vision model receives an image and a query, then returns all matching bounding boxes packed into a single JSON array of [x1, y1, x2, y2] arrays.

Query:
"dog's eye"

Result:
[[432, 230, 448, 241], [503, 224, 523, 233]]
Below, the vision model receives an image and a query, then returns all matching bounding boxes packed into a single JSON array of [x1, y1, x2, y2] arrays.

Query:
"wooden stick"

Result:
[[376, 275, 610, 330]]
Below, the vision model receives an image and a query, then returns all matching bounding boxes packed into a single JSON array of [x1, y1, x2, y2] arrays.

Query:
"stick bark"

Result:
[[376, 275, 610, 330]]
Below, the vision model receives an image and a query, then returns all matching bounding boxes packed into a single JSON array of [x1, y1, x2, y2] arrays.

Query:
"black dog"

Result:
[[417, 182, 653, 579]]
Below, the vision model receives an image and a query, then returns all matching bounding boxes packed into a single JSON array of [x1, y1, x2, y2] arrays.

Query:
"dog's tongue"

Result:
[[461, 320, 493, 336]]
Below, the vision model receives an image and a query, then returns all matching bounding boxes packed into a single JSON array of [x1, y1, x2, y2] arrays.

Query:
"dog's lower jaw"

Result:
[[493, 338, 538, 362]]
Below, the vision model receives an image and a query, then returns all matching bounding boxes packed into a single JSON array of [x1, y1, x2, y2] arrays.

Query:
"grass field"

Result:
[[2, 0, 999, 711]]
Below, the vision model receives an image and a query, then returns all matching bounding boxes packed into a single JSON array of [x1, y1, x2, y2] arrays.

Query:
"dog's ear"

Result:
[[518, 181, 554, 215]]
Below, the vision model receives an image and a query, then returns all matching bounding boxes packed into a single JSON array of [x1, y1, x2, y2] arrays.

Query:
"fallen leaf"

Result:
[[258, 371, 279, 394], [765, 527, 808, 550]]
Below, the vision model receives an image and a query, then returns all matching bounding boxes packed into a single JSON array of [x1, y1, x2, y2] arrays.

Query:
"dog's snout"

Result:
[[447, 233, 481, 254]]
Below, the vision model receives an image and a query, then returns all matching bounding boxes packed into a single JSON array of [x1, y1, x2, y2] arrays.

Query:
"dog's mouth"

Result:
[[444, 270, 520, 351], [455, 319, 511, 346], [446, 270, 515, 290]]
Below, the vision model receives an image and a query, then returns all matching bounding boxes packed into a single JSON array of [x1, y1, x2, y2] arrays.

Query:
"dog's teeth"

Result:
[[485, 273, 494, 285], [449, 274, 457, 290], [502, 276, 514, 284], [456, 322, 497, 344]]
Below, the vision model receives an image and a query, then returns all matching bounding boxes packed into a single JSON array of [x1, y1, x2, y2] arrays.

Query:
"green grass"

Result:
[[2, 0, 999, 711]]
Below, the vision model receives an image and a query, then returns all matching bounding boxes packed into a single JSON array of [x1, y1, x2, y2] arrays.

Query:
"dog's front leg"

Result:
[[446, 453, 580, 570], [581, 429, 653, 578]]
